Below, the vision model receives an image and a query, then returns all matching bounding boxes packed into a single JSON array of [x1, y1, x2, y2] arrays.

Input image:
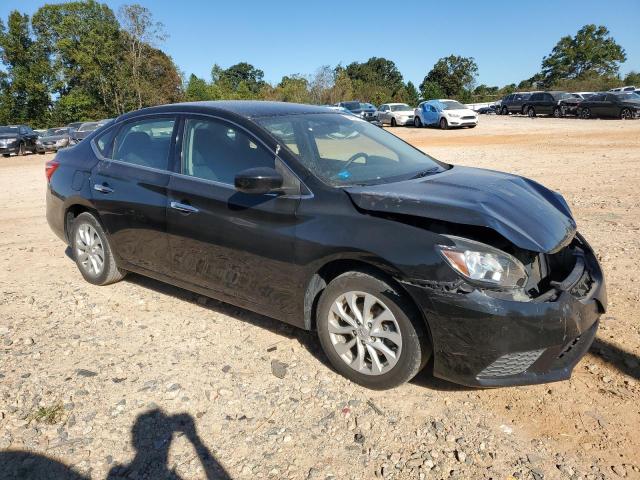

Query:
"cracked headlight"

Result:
[[437, 235, 528, 289]]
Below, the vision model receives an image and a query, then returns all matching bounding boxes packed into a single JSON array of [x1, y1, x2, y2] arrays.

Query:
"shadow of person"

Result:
[[0, 450, 89, 480], [107, 409, 230, 480]]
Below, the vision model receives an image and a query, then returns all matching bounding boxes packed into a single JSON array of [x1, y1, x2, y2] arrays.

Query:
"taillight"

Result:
[[45, 160, 59, 182]]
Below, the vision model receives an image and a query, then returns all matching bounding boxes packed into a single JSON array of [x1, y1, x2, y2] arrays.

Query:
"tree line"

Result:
[[0, 1, 636, 128]]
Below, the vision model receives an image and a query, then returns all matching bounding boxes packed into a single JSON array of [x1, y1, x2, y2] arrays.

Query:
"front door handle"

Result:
[[93, 184, 113, 194], [170, 201, 199, 214]]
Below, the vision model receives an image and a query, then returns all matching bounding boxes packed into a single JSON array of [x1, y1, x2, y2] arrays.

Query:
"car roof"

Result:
[[118, 101, 333, 122]]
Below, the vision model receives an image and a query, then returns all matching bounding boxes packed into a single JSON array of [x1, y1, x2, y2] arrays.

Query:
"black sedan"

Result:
[[0, 125, 38, 156], [577, 92, 640, 119], [36, 127, 73, 154], [45, 101, 606, 389]]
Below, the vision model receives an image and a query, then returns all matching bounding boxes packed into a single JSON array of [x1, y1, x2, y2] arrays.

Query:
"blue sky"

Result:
[[3, 0, 639, 87]]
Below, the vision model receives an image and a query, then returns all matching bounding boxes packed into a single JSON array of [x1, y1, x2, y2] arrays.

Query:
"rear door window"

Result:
[[112, 118, 176, 170]]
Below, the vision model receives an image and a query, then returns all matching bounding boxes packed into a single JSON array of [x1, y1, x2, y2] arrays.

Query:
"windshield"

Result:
[[390, 104, 412, 112], [78, 122, 98, 132], [0, 126, 19, 134], [440, 100, 466, 110], [46, 127, 69, 136], [615, 92, 640, 100], [341, 102, 361, 111], [360, 103, 375, 110], [257, 113, 447, 186]]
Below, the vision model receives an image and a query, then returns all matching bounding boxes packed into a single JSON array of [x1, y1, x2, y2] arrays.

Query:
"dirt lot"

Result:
[[1, 115, 639, 480]]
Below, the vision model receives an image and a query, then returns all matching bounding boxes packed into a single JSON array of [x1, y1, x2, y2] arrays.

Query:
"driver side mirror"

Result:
[[234, 167, 283, 195]]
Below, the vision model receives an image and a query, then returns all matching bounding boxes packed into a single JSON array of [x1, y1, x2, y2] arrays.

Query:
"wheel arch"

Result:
[[63, 202, 102, 243], [302, 258, 433, 346]]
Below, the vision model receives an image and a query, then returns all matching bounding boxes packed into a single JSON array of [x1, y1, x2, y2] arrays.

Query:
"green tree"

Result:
[[33, 0, 122, 121], [273, 75, 310, 103], [403, 81, 419, 106], [420, 55, 478, 99], [624, 71, 640, 86], [419, 81, 444, 101], [185, 74, 212, 101], [118, 4, 168, 110], [0, 11, 51, 127], [345, 57, 404, 103], [540, 24, 626, 86], [217, 62, 265, 95]]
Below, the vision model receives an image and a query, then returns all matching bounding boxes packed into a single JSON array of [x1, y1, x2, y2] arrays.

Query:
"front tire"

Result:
[[413, 116, 422, 128], [439, 117, 448, 130], [316, 271, 430, 390], [18, 143, 25, 156], [580, 107, 591, 119], [501, 106, 508, 115], [390, 118, 397, 127], [527, 106, 536, 117], [72, 212, 126, 286], [553, 107, 562, 118]]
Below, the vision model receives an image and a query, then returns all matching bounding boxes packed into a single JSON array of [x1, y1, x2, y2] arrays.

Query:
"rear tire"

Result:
[[621, 108, 632, 120], [439, 117, 448, 130], [72, 212, 126, 286], [553, 107, 562, 118], [580, 107, 591, 119], [316, 270, 430, 390]]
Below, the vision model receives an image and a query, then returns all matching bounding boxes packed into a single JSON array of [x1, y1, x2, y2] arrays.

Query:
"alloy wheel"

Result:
[[553, 107, 561, 118], [527, 107, 535, 117], [581, 108, 591, 119], [75, 223, 105, 276], [621, 108, 632, 120], [327, 291, 402, 376]]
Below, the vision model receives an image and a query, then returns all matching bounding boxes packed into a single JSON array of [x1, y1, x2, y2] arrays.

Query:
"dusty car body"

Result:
[[45, 101, 605, 389]]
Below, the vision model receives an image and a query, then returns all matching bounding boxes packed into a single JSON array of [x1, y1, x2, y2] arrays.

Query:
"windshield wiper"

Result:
[[410, 167, 441, 179]]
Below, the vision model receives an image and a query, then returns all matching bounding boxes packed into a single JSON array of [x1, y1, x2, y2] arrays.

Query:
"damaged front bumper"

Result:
[[402, 235, 606, 387]]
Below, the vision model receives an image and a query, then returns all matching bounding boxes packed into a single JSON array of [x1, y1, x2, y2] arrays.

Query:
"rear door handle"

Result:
[[170, 201, 199, 214], [93, 184, 113, 194]]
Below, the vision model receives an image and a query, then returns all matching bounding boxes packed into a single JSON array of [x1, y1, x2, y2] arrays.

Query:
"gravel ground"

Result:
[[1, 115, 639, 479]]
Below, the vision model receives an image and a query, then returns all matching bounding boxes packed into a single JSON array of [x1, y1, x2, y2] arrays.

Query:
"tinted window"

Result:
[[530, 93, 542, 101], [112, 118, 175, 170], [95, 126, 118, 157], [591, 94, 606, 101], [182, 118, 275, 184]]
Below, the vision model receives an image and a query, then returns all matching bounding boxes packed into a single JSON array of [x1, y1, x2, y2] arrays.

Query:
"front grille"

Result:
[[477, 349, 545, 378], [462, 116, 476, 120]]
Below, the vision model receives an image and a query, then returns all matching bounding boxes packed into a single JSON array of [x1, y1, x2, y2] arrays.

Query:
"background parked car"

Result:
[[414, 99, 478, 129], [497, 92, 531, 115], [609, 85, 636, 92], [36, 127, 73, 154], [556, 92, 594, 116], [69, 121, 99, 144], [577, 91, 640, 119], [377, 103, 415, 126], [476, 105, 497, 114], [522, 91, 574, 117], [0, 125, 38, 157], [336, 101, 378, 122]]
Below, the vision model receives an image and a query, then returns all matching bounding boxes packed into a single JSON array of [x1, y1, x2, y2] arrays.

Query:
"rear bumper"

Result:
[[403, 237, 606, 387]]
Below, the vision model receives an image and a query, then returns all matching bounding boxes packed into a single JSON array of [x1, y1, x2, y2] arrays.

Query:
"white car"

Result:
[[377, 103, 415, 126], [414, 99, 478, 129]]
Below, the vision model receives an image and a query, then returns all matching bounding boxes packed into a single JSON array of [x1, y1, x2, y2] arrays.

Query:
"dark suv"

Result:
[[0, 125, 39, 157], [46, 101, 605, 390], [337, 101, 378, 122], [523, 91, 574, 117], [497, 92, 531, 115]]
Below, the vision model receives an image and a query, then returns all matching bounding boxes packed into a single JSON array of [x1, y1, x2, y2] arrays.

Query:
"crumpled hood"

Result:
[[345, 166, 577, 253]]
